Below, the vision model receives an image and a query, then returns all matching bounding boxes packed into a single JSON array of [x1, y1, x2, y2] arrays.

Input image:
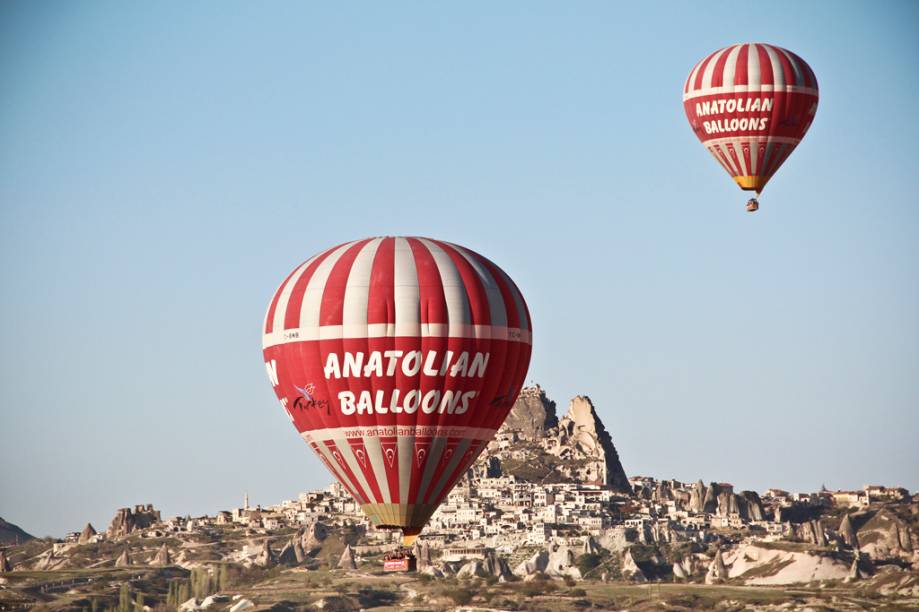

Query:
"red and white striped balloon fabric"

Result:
[[683, 43, 818, 195], [262, 237, 532, 543]]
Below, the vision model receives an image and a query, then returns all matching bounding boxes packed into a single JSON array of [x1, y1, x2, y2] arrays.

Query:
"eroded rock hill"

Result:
[[478, 385, 630, 492]]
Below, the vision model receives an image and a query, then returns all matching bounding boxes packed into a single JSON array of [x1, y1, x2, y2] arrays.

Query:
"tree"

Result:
[[117, 583, 132, 612], [576, 553, 603, 576]]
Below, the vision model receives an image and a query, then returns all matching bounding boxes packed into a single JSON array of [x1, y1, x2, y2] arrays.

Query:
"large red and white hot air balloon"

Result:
[[683, 43, 818, 211], [262, 237, 532, 545]]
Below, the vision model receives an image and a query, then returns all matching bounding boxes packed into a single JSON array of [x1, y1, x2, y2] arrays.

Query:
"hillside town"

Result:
[[1, 387, 918, 610]]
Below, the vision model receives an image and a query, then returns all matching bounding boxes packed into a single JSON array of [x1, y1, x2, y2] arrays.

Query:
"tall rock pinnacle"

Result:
[[479, 386, 629, 492]]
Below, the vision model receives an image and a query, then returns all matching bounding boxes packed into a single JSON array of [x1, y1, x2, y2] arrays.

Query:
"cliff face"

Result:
[[555, 395, 630, 491], [478, 386, 629, 492], [501, 385, 558, 438]]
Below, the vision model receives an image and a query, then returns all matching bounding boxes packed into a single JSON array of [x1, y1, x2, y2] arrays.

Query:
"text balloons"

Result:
[[683, 43, 818, 204], [262, 237, 532, 544]]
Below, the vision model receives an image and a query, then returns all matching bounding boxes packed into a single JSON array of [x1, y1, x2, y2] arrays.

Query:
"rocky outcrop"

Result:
[[0, 550, 12, 572], [740, 491, 766, 521], [546, 545, 581, 579], [672, 559, 689, 579], [115, 548, 132, 567], [723, 543, 850, 585], [795, 520, 826, 545], [277, 541, 298, 566], [705, 487, 767, 521], [555, 396, 629, 491], [702, 483, 720, 514], [152, 543, 171, 566], [36, 548, 65, 571], [717, 491, 738, 516], [479, 386, 629, 492], [254, 540, 276, 568], [108, 505, 161, 538], [336, 545, 357, 570], [300, 521, 328, 552], [847, 556, 868, 581], [457, 550, 512, 580], [78, 523, 97, 545], [622, 549, 647, 582], [857, 510, 914, 559], [705, 550, 727, 584], [839, 513, 859, 548], [502, 385, 558, 438], [515, 550, 549, 576], [292, 538, 306, 563], [689, 480, 705, 513]]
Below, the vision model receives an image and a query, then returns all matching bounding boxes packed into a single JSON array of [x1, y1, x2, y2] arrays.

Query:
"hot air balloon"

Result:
[[683, 43, 818, 212], [262, 237, 532, 547]]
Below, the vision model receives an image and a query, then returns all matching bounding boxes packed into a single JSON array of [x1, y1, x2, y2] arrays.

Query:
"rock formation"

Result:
[[254, 540, 276, 568], [792, 519, 825, 545], [847, 556, 868, 581], [717, 490, 738, 516], [292, 538, 306, 563], [705, 550, 727, 584], [689, 480, 705, 513], [152, 543, 171, 566], [115, 548, 132, 567], [857, 510, 915, 558], [556, 396, 629, 490], [78, 523, 97, 545], [546, 544, 582, 579], [300, 521, 328, 552], [336, 545, 356, 570], [458, 550, 512, 580], [702, 483, 720, 514], [480, 386, 629, 492], [502, 385, 558, 438], [515, 550, 549, 576], [839, 513, 858, 548], [36, 548, 63, 571], [108, 505, 161, 538], [672, 559, 688, 579], [740, 491, 766, 521], [0, 550, 12, 572], [276, 541, 298, 566], [621, 549, 647, 582]]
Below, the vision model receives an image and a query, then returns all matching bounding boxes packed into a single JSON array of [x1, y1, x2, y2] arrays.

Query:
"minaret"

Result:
[[244, 493, 249, 510]]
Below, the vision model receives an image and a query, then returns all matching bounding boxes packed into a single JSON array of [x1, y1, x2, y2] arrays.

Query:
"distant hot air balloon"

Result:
[[683, 43, 818, 212], [262, 237, 532, 546]]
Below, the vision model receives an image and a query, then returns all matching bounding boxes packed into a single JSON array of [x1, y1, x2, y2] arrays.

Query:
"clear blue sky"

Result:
[[2, 1, 917, 537]]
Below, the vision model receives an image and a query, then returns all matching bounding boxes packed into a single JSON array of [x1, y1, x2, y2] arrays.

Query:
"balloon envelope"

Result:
[[262, 237, 532, 540], [683, 43, 818, 194]]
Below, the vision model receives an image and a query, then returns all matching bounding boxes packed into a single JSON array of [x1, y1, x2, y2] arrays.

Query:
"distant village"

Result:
[[61, 470, 909, 569]]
